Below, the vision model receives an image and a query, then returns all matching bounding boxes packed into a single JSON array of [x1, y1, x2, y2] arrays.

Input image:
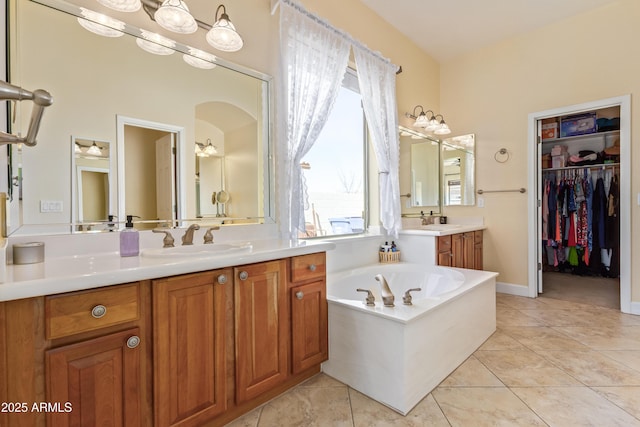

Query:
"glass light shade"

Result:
[[206, 14, 243, 52], [136, 30, 176, 55], [74, 143, 82, 153], [155, 0, 198, 34], [183, 48, 217, 69], [413, 113, 429, 128], [96, 0, 141, 13], [424, 117, 438, 132], [434, 122, 451, 135], [87, 143, 102, 156], [203, 141, 217, 155], [78, 8, 125, 38]]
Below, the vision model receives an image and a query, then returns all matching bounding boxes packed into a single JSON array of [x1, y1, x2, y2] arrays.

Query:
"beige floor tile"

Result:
[[553, 326, 640, 350], [593, 386, 640, 420], [474, 350, 581, 386], [517, 308, 599, 327], [258, 385, 352, 427], [478, 330, 527, 351], [536, 296, 598, 310], [496, 294, 546, 310], [224, 408, 261, 427], [301, 373, 347, 388], [499, 326, 589, 350], [432, 387, 546, 426], [600, 350, 640, 372], [497, 309, 547, 327], [350, 389, 449, 427], [439, 356, 504, 387], [537, 350, 640, 386], [512, 386, 640, 427]]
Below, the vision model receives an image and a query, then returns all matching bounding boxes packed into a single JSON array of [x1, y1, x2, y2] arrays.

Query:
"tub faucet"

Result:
[[181, 224, 200, 245], [374, 274, 395, 307]]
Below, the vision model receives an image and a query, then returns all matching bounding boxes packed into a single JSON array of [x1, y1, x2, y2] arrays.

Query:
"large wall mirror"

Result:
[[400, 126, 440, 212], [441, 134, 475, 206], [8, 0, 273, 235]]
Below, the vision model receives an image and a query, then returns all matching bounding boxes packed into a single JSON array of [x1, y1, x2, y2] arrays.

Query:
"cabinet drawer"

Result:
[[46, 283, 140, 340], [291, 253, 326, 283], [437, 235, 452, 251]]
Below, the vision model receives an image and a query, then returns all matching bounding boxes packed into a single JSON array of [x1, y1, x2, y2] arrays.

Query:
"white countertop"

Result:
[[0, 239, 336, 302], [399, 224, 487, 237]]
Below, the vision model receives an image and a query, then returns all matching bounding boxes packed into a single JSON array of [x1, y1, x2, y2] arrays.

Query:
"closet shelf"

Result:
[[543, 162, 619, 172], [541, 129, 619, 145]]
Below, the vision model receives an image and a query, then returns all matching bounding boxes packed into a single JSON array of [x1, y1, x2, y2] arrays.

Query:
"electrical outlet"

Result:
[[40, 200, 63, 213], [477, 197, 485, 208]]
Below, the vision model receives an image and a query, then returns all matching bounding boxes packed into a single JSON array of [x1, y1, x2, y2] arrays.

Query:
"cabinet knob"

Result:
[[217, 274, 227, 285], [295, 291, 304, 300], [308, 264, 317, 272], [91, 304, 107, 319], [126, 335, 140, 349], [239, 271, 249, 281]]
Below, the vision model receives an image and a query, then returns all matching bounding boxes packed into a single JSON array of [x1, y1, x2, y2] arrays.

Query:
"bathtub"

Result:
[[321, 263, 497, 415]]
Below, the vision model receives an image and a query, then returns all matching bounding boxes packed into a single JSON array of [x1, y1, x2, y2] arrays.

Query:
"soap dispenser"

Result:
[[120, 215, 139, 257]]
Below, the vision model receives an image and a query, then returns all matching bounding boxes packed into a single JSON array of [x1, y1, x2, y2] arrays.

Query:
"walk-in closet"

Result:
[[537, 106, 620, 309]]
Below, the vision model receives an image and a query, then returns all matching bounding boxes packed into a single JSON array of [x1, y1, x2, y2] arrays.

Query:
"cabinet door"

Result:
[[153, 270, 229, 427], [235, 260, 288, 403], [291, 280, 328, 374], [46, 328, 141, 427], [474, 230, 484, 270], [462, 232, 476, 269], [437, 236, 452, 266], [451, 233, 465, 268]]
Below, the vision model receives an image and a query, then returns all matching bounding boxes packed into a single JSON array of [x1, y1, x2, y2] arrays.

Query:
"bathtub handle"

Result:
[[403, 288, 422, 305], [356, 288, 375, 306]]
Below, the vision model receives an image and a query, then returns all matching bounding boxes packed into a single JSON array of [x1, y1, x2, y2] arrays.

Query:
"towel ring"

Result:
[[494, 148, 510, 163]]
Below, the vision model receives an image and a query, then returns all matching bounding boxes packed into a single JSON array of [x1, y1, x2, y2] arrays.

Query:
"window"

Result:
[[300, 70, 367, 238]]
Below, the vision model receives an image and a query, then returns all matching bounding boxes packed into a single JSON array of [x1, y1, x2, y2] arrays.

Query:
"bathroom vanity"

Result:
[[0, 241, 331, 427]]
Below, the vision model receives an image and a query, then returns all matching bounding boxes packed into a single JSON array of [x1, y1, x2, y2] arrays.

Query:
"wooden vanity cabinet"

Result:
[[289, 253, 328, 374], [234, 260, 288, 404], [437, 230, 483, 269], [152, 269, 231, 427]]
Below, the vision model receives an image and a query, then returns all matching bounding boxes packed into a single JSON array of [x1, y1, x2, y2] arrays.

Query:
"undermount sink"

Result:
[[141, 242, 252, 258], [420, 224, 462, 231]]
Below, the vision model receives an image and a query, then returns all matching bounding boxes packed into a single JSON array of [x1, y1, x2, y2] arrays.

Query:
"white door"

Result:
[[155, 133, 175, 222], [535, 120, 544, 294]]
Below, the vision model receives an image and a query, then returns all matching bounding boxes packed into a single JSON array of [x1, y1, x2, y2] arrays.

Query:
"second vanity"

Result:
[[0, 237, 334, 427], [398, 221, 486, 270]]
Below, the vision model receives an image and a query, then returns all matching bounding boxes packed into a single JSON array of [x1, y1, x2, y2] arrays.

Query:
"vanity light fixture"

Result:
[[74, 143, 82, 154], [195, 139, 218, 157], [433, 115, 451, 135], [206, 4, 243, 52], [405, 106, 451, 135], [77, 8, 125, 37], [87, 142, 102, 156], [154, 0, 198, 34], [97, 0, 141, 13], [203, 139, 217, 155], [136, 30, 176, 55], [183, 48, 217, 69]]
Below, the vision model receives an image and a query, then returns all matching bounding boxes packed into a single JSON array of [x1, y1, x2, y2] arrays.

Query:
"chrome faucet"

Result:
[[374, 274, 395, 307], [181, 224, 200, 245]]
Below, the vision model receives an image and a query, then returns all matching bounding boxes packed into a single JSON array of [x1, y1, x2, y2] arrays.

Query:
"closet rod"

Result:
[[477, 188, 526, 194], [543, 163, 620, 172]]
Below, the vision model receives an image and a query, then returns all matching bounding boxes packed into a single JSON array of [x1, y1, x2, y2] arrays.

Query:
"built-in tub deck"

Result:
[[322, 263, 497, 415]]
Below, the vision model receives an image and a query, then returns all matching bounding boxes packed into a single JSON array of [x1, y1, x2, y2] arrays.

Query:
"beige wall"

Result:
[[440, 0, 639, 302]]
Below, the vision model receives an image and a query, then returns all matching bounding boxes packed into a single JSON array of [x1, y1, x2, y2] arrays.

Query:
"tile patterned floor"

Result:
[[226, 293, 640, 426]]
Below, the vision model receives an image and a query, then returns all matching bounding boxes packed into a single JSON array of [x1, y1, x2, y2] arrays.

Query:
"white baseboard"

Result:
[[630, 301, 640, 316], [496, 282, 530, 297]]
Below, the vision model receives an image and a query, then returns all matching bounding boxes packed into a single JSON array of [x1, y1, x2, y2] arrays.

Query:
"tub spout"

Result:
[[374, 274, 395, 307]]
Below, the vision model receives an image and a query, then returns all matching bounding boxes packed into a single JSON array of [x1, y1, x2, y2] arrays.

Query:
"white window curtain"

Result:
[[278, 0, 351, 239], [353, 46, 401, 237]]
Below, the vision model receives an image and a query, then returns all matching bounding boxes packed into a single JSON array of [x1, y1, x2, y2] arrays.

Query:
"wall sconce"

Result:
[[206, 5, 244, 52], [405, 106, 451, 135], [195, 139, 218, 157]]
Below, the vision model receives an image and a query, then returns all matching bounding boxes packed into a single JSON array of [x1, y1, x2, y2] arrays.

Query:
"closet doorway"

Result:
[[526, 95, 631, 313]]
